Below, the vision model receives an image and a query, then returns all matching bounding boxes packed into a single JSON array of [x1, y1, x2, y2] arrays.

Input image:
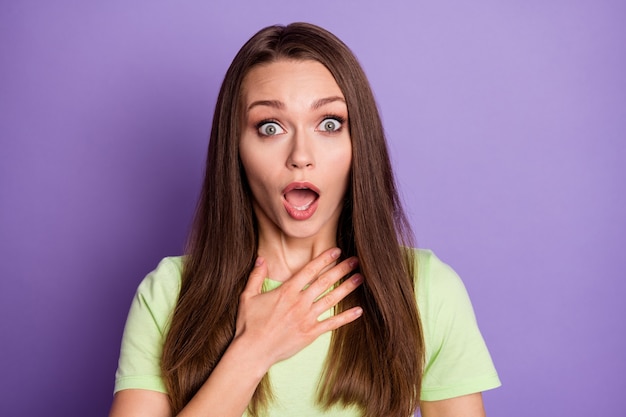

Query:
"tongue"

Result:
[[285, 189, 317, 207]]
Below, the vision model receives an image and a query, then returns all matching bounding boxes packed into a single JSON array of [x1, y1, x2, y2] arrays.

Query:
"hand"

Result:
[[234, 248, 363, 368]]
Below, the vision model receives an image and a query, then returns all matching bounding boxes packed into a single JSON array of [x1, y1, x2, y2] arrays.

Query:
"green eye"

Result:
[[258, 122, 284, 136], [319, 118, 342, 132]]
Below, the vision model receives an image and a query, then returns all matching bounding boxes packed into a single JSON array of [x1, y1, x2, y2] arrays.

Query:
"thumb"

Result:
[[243, 257, 268, 296]]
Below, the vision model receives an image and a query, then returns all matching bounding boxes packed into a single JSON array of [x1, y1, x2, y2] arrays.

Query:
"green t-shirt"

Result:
[[114, 250, 500, 415]]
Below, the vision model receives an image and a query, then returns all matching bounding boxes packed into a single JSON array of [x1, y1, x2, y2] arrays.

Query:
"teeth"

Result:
[[293, 201, 313, 211]]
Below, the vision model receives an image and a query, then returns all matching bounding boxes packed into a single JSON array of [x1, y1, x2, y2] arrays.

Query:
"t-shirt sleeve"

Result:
[[113, 257, 182, 394], [415, 250, 501, 401]]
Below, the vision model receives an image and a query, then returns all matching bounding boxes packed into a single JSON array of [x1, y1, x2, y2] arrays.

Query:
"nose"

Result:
[[286, 131, 314, 169]]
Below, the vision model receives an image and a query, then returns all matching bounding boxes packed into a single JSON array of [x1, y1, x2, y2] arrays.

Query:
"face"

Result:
[[239, 59, 352, 241]]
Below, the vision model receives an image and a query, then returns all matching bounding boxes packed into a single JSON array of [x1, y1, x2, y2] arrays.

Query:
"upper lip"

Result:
[[282, 181, 320, 196]]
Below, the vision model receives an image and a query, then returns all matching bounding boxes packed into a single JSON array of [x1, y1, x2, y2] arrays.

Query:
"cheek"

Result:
[[239, 144, 260, 181], [240, 153, 274, 193], [239, 137, 278, 185], [329, 145, 352, 181]]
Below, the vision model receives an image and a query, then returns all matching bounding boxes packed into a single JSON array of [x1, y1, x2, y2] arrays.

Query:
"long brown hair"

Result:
[[162, 22, 424, 417]]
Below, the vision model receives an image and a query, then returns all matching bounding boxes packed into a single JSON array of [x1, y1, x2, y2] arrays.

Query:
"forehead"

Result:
[[241, 59, 344, 103]]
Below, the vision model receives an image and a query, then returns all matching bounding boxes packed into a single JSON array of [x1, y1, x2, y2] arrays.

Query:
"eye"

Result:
[[318, 117, 343, 133], [257, 121, 285, 136]]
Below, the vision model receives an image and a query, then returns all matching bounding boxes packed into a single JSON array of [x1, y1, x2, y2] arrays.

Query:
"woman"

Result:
[[110, 22, 500, 417]]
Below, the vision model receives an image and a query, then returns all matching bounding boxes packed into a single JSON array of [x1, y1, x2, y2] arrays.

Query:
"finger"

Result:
[[304, 256, 359, 301], [315, 306, 364, 334], [242, 257, 268, 297], [311, 272, 363, 316], [283, 247, 342, 291]]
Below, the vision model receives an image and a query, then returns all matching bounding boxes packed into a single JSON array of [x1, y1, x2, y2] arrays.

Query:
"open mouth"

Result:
[[283, 182, 320, 211], [284, 187, 319, 210]]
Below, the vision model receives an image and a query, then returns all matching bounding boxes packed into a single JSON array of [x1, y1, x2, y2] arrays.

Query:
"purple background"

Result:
[[1, 1, 624, 416]]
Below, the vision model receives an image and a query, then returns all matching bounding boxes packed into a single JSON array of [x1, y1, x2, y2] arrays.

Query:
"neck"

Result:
[[257, 229, 338, 282]]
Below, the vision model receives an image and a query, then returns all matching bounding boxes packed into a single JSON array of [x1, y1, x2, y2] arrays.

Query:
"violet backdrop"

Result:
[[1, 1, 624, 416]]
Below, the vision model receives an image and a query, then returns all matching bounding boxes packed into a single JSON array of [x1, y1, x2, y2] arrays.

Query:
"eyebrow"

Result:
[[311, 96, 346, 110], [246, 100, 284, 111], [246, 96, 346, 112]]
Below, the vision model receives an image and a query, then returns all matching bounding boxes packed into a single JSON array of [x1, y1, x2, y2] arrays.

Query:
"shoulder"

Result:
[[136, 256, 183, 296], [114, 256, 184, 394], [412, 248, 480, 362], [412, 248, 477, 333], [413, 249, 468, 309], [411, 249, 501, 400], [130, 256, 184, 334]]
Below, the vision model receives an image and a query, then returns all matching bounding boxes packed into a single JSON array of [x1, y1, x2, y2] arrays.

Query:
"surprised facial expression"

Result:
[[239, 59, 352, 241]]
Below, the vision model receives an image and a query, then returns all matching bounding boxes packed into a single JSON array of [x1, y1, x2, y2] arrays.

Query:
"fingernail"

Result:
[[331, 248, 341, 259], [255, 257, 264, 266], [352, 273, 363, 284], [354, 307, 363, 317], [349, 257, 359, 268]]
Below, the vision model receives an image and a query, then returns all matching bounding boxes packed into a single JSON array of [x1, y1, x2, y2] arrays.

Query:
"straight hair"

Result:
[[162, 22, 424, 417]]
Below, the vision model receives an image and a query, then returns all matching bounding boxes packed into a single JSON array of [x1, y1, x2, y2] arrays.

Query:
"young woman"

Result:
[[109, 22, 500, 417]]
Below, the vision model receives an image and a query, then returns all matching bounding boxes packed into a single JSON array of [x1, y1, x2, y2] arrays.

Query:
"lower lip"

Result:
[[283, 198, 319, 220]]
